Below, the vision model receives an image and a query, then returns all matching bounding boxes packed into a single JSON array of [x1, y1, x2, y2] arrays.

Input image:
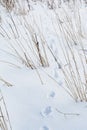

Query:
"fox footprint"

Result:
[[40, 126, 50, 130], [41, 106, 53, 117]]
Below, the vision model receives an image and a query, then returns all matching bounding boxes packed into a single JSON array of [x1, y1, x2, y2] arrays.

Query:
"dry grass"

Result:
[[51, 3, 87, 102], [0, 10, 49, 69], [0, 78, 12, 130], [0, 77, 13, 87], [1, 0, 87, 102], [0, 0, 15, 10], [0, 1, 87, 130], [0, 90, 12, 130], [0, 0, 87, 104]]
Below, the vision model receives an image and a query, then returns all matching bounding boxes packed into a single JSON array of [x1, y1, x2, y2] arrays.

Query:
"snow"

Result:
[[0, 1, 87, 130]]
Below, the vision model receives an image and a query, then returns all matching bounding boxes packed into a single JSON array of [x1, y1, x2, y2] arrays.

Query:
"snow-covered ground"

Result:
[[0, 1, 87, 130]]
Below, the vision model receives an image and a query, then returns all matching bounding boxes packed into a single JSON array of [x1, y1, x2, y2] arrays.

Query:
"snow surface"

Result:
[[0, 1, 87, 130]]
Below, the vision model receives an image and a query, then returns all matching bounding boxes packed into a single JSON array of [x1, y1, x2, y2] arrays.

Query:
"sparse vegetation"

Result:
[[52, 4, 87, 102], [0, 1, 87, 129]]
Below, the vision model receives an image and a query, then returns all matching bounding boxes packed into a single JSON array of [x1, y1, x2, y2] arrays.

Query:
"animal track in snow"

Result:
[[40, 106, 53, 117], [40, 126, 50, 130], [49, 91, 55, 98]]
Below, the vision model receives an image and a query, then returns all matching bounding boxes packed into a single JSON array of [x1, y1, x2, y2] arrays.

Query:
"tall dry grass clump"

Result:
[[0, 8, 49, 69], [0, 0, 15, 10], [51, 2, 87, 102], [0, 0, 87, 102], [0, 78, 12, 130], [0, 91, 12, 130]]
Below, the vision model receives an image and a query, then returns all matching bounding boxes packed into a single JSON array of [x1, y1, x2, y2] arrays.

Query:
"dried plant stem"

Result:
[[56, 108, 80, 116]]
